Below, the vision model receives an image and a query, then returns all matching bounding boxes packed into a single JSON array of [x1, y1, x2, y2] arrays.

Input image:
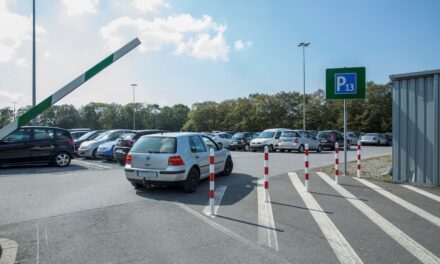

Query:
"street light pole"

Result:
[[131, 83, 137, 130], [12, 102, 16, 121], [32, 0, 36, 108], [298, 42, 310, 131]]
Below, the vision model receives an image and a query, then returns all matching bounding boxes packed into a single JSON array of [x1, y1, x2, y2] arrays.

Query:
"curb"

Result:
[[0, 238, 17, 264]]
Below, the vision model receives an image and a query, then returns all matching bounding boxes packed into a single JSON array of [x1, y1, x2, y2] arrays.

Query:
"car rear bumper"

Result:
[[278, 142, 300, 150], [229, 143, 246, 149], [125, 168, 187, 182], [359, 140, 379, 145]]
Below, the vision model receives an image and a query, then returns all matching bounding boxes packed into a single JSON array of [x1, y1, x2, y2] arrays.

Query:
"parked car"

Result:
[[114, 130, 165, 164], [0, 126, 74, 167], [96, 140, 118, 161], [316, 130, 346, 150], [250, 128, 291, 152], [73, 130, 106, 154], [69, 128, 92, 140], [78, 129, 132, 158], [207, 132, 232, 149], [229, 132, 259, 151], [346, 131, 359, 145], [124, 132, 233, 192], [359, 133, 388, 146], [384, 133, 392, 146], [278, 130, 322, 153]]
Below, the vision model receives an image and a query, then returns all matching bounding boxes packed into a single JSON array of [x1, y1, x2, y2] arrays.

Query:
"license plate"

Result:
[[135, 171, 157, 179], [321, 140, 327, 143], [115, 149, 124, 154], [232, 141, 237, 144]]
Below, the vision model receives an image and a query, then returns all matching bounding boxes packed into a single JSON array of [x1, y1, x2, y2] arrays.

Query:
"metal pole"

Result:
[[344, 99, 347, 176], [32, 0, 36, 108], [12, 102, 16, 121], [131, 83, 137, 130], [302, 45, 306, 131]]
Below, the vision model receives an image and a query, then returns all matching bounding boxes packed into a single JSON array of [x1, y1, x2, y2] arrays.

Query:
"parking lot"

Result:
[[3, 145, 437, 264]]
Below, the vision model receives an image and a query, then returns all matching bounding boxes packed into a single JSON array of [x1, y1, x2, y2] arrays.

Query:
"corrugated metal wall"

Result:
[[391, 70, 439, 187]]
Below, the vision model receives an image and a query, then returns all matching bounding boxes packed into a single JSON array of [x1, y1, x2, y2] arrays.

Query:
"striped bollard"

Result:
[[357, 142, 361, 178], [209, 148, 215, 215], [335, 142, 340, 184], [304, 144, 310, 192], [264, 146, 269, 202]]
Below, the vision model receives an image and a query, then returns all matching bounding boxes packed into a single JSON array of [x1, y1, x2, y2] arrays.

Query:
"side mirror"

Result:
[[218, 144, 223, 149]]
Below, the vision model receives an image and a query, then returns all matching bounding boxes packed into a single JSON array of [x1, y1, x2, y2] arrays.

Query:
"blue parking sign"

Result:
[[334, 73, 357, 94]]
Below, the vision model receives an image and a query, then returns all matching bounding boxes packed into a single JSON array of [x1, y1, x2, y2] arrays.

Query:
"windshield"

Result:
[[130, 137, 177, 154], [94, 131, 112, 141], [232, 133, 245, 139], [365, 133, 378, 137], [120, 133, 136, 140], [258, 132, 275, 138]]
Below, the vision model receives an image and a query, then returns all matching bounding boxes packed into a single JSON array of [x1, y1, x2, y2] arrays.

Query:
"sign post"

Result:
[[326, 67, 365, 177]]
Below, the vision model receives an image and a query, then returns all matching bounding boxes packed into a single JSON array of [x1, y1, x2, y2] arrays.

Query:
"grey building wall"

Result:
[[390, 70, 439, 187]]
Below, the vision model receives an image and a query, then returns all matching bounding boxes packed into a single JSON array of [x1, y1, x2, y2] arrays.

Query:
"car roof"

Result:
[[263, 128, 291, 132], [21, 126, 67, 131], [141, 132, 203, 138]]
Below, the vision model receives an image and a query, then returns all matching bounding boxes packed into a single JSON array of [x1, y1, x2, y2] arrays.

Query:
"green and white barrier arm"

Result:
[[0, 38, 141, 140]]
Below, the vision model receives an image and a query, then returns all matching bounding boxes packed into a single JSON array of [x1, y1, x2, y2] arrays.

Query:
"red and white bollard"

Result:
[[209, 148, 215, 215], [304, 144, 310, 192], [264, 146, 269, 202], [335, 142, 340, 184], [357, 142, 361, 178]]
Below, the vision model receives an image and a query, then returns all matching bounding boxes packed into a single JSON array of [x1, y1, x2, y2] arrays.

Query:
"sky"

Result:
[[1, 0, 439, 109]]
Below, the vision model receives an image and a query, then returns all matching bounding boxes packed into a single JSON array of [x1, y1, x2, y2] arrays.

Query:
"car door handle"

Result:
[[195, 155, 199, 159]]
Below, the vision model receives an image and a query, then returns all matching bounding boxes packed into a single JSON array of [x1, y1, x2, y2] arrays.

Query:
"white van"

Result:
[[250, 128, 291, 152]]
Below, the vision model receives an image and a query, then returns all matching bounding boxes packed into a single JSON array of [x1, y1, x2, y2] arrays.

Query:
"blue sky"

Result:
[[0, 0, 439, 108]]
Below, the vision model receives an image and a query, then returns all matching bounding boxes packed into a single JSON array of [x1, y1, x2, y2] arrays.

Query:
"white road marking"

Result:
[[317, 172, 440, 264], [175, 203, 290, 264], [257, 178, 279, 251], [36, 223, 40, 264], [72, 159, 112, 169], [288, 173, 363, 264], [354, 178, 440, 228], [402, 185, 440, 203], [203, 185, 227, 217], [45, 228, 48, 246]]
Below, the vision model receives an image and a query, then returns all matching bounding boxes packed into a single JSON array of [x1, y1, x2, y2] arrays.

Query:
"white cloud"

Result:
[[0, 0, 46, 63], [15, 58, 28, 67], [0, 89, 26, 101], [62, 0, 99, 16], [100, 14, 230, 61], [234, 40, 252, 50], [132, 0, 168, 13]]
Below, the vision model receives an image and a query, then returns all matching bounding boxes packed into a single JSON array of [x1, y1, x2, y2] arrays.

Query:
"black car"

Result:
[[73, 130, 106, 154], [316, 130, 346, 150], [229, 132, 259, 151], [114, 130, 165, 164], [0, 126, 75, 167]]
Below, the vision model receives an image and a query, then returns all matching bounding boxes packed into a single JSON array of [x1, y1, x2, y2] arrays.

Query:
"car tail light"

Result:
[[240, 139, 245, 144], [294, 138, 299, 143], [330, 133, 335, 142], [168, 156, 185, 166], [126, 154, 132, 165], [67, 138, 74, 147], [128, 140, 135, 147]]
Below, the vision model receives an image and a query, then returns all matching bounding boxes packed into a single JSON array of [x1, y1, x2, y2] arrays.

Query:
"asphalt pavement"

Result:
[[1, 146, 439, 264]]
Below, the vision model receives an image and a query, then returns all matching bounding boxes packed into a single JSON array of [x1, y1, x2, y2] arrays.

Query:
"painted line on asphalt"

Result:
[[203, 185, 227, 217], [401, 185, 440, 203], [317, 172, 440, 264], [72, 159, 112, 169], [0, 238, 18, 264], [175, 203, 291, 264], [257, 178, 279, 251], [354, 178, 440, 228], [288, 172, 363, 264], [36, 223, 40, 264]]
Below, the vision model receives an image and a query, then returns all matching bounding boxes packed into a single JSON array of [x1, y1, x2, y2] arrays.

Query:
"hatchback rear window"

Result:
[[131, 137, 177, 154], [120, 133, 136, 140], [317, 132, 330, 139]]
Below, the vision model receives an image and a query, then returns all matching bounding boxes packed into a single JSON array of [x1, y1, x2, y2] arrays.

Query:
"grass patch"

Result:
[[316, 154, 392, 182]]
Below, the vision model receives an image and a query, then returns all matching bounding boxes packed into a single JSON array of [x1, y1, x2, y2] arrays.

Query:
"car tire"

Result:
[[182, 167, 200, 193], [317, 145, 322, 153], [91, 148, 97, 159], [298, 145, 305, 153], [221, 156, 233, 176], [244, 144, 250, 151], [53, 152, 71, 167], [268, 145, 274, 152]]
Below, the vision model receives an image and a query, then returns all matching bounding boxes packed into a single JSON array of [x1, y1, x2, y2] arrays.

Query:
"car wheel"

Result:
[[298, 144, 305, 153], [53, 152, 71, 167], [268, 145, 274, 152], [244, 144, 250, 151], [221, 156, 233, 176], [317, 145, 322, 153], [91, 148, 97, 159], [182, 167, 200, 193]]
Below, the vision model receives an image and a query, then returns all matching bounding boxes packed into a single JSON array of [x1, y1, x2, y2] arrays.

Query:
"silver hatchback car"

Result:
[[124, 132, 233, 192]]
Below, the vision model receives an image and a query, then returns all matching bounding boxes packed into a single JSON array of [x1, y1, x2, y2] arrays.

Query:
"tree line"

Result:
[[0, 81, 392, 133]]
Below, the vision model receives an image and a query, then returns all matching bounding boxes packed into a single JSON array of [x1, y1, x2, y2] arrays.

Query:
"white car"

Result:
[[125, 132, 233, 192], [204, 132, 232, 149], [250, 128, 291, 152], [278, 130, 322, 152]]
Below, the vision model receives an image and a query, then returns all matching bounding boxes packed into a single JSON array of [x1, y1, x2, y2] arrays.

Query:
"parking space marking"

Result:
[[317, 172, 440, 264], [176, 203, 290, 264], [288, 172, 363, 264], [72, 159, 112, 169], [354, 178, 440, 228], [203, 185, 227, 217], [402, 185, 440, 203], [257, 178, 279, 251]]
